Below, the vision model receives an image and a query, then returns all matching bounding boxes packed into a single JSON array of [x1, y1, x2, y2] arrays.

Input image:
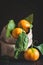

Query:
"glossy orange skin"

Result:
[[18, 20, 30, 33], [24, 48, 40, 61], [12, 28, 23, 38]]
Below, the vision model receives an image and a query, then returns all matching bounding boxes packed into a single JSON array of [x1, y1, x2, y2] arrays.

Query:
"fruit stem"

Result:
[[31, 42, 33, 48], [31, 40, 39, 48]]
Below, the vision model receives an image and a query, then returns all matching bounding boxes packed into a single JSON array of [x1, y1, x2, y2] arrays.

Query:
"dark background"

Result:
[[0, 0, 43, 43], [0, 0, 43, 65]]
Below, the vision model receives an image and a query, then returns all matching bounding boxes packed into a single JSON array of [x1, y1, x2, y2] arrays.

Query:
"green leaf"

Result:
[[14, 32, 29, 59], [36, 44, 43, 55], [25, 13, 33, 23], [6, 19, 16, 38], [14, 48, 21, 59], [8, 20, 15, 31], [30, 24, 33, 29], [6, 29, 11, 38], [14, 49, 19, 59], [16, 32, 28, 51]]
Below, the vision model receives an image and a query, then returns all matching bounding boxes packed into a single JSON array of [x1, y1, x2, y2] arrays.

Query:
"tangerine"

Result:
[[12, 28, 25, 38], [24, 48, 40, 61], [18, 19, 30, 33]]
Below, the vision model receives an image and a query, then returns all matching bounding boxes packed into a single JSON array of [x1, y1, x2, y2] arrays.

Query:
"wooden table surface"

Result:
[[0, 56, 43, 65]]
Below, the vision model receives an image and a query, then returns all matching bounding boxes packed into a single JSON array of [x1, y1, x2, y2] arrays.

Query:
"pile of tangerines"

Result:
[[12, 19, 40, 61]]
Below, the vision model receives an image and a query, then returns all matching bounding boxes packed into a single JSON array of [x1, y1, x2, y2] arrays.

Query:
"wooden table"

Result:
[[0, 54, 43, 65], [0, 56, 43, 65]]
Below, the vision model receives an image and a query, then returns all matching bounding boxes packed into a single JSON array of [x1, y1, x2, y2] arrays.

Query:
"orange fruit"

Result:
[[18, 19, 30, 33], [12, 28, 25, 38], [24, 48, 40, 61]]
